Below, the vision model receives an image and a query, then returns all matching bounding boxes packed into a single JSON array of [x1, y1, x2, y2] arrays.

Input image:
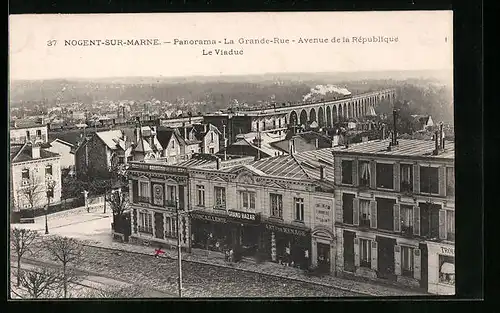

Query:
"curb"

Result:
[[82, 242, 416, 297]]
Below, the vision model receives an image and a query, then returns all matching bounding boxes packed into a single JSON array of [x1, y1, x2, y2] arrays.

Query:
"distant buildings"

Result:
[[411, 115, 434, 131], [10, 120, 49, 145]]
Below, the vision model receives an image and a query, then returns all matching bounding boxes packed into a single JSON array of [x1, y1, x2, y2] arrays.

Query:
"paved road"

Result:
[[30, 244, 362, 298]]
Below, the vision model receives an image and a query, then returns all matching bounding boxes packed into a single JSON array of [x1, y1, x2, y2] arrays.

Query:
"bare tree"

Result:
[[83, 285, 145, 298], [109, 189, 129, 220], [10, 228, 39, 287], [14, 267, 63, 299], [18, 176, 44, 212], [44, 236, 83, 298]]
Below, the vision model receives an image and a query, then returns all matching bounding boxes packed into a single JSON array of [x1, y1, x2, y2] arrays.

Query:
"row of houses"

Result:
[[125, 129, 455, 295]]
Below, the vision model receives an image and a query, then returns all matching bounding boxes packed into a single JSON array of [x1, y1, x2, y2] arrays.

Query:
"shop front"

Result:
[[426, 241, 455, 295], [190, 209, 262, 260], [263, 220, 311, 269]]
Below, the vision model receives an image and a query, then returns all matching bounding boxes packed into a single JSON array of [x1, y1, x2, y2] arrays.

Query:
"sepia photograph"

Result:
[[8, 11, 454, 299]]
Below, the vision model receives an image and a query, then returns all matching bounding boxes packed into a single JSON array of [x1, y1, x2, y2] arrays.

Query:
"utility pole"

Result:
[[176, 198, 183, 297]]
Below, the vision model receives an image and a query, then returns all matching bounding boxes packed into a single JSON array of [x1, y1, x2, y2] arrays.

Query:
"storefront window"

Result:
[[401, 246, 414, 277], [439, 255, 455, 285], [270, 194, 283, 218], [359, 238, 371, 268]]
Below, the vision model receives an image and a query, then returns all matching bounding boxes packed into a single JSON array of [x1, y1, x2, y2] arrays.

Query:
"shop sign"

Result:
[[191, 213, 227, 224], [227, 210, 257, 221], [314, 199, 332, 227], [440, 246, 455, 257], [265, 223, 308, 237]]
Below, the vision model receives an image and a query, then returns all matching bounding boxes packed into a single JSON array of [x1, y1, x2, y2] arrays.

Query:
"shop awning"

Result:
[[440, 262, 455, 274]]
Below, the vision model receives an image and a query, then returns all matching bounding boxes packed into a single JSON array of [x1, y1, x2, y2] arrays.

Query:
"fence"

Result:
[[12, 197, 86, 223]]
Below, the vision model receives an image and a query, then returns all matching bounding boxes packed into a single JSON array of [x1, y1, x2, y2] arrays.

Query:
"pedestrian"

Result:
[[229, 249, 234, 263]]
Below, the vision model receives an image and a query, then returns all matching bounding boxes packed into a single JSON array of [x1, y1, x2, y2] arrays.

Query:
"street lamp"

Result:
[[45, 180, 55, 235]]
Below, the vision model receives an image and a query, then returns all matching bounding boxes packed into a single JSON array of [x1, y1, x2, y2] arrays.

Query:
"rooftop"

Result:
[[11, 143, 61, 163], [331, 138, 454, 160]]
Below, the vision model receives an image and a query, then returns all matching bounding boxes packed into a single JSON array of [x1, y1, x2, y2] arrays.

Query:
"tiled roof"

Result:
[[331, 139, 454, 160], [11, 143, 61, 163]]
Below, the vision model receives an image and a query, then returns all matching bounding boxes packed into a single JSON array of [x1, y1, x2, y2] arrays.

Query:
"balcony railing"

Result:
[[359, 218, 371, 228], [359, 179, 370, 189], [401, 181, 413, 195], [165, 199, 177, 208], [214, 203, 226, 210], [138, 226, 153, 234], [164, 231, 178, 239], [401, 225, 414, 237], [136, 196, 150, 204]]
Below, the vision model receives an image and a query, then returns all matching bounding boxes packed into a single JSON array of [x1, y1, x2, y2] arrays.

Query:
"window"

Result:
[[295, 197, 304, 221], [359, 200, 370, 227], [138, 181, 149, 202], [401, 246, 414, 277], [278, 119, 282, 128], [446, 167, 455, 197], [439, 255, 455, 285], [209, 148, 214, 154], [359, 161, 371, 187], [36, 129, 42, 138], [341, 160, 353, 184], [166, 185, 176, 201], [214, 186, 226, 209], [22, 169, 30, 180], [400, 205, 414, 234], [26, 130, 30, 140], [376, 163, 394, 189], [45, 164, 53, 176], [342, 193, 355, 224], [419, 202, 440, 238], [118, 157, 124, 164], [359, 239, 371, 268], [211, 132, 214, 141], [138, 212, 153, 233], [400, 164, 413, 193], [376, 197, 395, 231], [197, 185, 205, 206], [420, 166, 439, 194], [270, 193, 283, 218], [447, 210, 455, 241], [165, 216, 178, 238], [171, 140, 175, 149], [240, 191, 256, 211]]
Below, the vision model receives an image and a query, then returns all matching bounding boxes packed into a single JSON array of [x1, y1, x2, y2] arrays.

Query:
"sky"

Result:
[[9, 11, 453, 81]]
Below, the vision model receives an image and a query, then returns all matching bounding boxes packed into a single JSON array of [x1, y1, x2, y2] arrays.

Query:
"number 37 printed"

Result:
[[47, 40, 57, 46]]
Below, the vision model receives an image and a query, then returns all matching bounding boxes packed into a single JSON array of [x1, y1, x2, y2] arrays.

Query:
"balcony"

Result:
[[358, 178, 370, 190], [138, 226, 153, 234], [214, 204, 226, 210], [164, 231, 178, 239], [165, 199, 177, 208], [359, 218, 371, 229], [401, 225, 414, 237], [136, 196, 150, 204], [401, 181, 413, 195]]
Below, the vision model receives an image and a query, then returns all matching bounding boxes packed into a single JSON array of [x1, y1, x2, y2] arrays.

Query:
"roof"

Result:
[[11, 143, 61, 163], [156, 128, 176, 148], [230, 132, 285, 157], [96, 130, 124, 150], [331, 139, 454, 160], [50, 138, 75, 148], [10, 120, 47, 130]]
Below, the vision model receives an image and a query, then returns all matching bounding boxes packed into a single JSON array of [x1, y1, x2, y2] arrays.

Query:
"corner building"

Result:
[[332, 138, 454, 295]]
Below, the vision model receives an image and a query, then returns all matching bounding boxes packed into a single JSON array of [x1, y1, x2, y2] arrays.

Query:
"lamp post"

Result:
[[45, 180, 55, 235]]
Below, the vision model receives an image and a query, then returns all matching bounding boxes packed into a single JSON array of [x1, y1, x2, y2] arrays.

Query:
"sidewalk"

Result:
[[82, 239, 427, 297]]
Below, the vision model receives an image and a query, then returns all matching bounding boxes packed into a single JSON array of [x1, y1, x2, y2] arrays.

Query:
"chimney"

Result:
[[216, 156, 221, 170], [204, 123, 208, 133], [31, 143, 40, 159], [392, 109, 398, 146], [433, 130, 439, 155], [319, 165, 325, 180]]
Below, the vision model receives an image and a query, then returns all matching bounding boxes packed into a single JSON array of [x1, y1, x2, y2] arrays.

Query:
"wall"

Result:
[[11, 157, 62, 211], [203, 129, 220, 154], [10, 125, 49, 144], [46, 141, 74, 169], [427, 241, 455, 295], [75, 136, 110, 178]]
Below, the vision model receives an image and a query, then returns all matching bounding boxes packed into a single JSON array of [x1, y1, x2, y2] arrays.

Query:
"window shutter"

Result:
[[370, 160, 377, 188], [439, 209, 447, 240], [354, 238, 360, 267], [413, 205, 420, 236], [394, 162, 400, 192], [413, 164, 420, 194], [353, 198, 360, 226], [393, 204, 401, 232], [371, 241, 378, 270], [413, 248, 421, 280], [353, 158, 359, 186], [370, 200, 378, 228], [394, 245, 401, 275], [439, 166, 446, 197]]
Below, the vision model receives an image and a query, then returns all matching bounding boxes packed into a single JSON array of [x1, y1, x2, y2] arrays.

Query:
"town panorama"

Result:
[[9, 71, 454, 298]]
